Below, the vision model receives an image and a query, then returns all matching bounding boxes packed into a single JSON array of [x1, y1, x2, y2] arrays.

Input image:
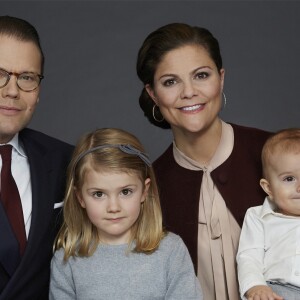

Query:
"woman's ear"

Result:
[[145, 84, 158, 105], [220, 68, 225, 90], [260, 178, 274, 200], [141, 178, 151, 203]]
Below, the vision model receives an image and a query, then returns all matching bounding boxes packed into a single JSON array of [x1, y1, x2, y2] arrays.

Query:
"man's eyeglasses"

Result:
[[0, 68, 44, 92]]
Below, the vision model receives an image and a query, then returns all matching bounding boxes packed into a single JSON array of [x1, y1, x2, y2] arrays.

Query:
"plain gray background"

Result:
[[1, 1, 300, 161]]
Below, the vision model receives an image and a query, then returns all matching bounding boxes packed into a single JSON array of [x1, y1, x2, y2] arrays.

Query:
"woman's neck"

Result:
[[173, 118, 223, 165]]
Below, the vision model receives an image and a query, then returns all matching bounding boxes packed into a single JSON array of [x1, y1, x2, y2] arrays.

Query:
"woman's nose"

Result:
[[180, 80, 197, 99]]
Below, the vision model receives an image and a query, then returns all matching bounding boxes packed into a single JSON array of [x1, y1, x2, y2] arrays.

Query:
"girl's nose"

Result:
[[107, 197, 121, 213]]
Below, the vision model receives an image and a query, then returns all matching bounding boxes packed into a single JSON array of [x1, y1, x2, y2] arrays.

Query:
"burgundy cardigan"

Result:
[[153, 123, 272, 272]]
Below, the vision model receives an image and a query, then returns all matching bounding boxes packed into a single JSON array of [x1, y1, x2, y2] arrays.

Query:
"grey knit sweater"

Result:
[[49, 232, 202, 300]]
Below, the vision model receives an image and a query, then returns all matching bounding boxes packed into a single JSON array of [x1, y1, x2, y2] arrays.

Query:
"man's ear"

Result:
[[260, 178, 274, 200], [145, 84, 158, 105]]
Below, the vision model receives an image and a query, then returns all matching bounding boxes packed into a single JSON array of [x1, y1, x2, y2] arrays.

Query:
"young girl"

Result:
[[49, 128, 202, 300]]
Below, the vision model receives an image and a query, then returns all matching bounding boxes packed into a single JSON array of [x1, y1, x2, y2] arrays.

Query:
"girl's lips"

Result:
[[106, 217, 124, 223]]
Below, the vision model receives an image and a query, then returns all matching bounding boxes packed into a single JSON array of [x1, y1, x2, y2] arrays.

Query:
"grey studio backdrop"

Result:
[[1, 1, 299, 161]]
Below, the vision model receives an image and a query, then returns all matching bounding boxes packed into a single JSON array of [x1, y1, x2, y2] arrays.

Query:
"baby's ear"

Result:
[[260, 178, 273, 200]]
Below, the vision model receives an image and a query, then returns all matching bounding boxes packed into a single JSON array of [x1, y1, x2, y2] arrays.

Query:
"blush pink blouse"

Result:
[[173, 121, 241, 300]]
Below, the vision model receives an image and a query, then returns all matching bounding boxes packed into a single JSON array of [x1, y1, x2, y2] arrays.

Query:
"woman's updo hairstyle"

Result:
[[136, 23, 222, 129]]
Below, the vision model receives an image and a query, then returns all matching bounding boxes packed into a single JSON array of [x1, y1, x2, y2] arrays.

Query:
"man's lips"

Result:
[[0, 106, 21, 115]]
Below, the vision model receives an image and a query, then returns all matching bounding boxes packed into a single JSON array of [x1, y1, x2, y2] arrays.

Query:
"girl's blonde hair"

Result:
[[54, 128, 164, 260]]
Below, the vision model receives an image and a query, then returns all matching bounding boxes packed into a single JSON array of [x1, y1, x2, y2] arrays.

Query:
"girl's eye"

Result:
[[93, 191, 104, 198], [162, 78, 176, 87], [283, 176, 295, 182], [195, 72, 209, 79], [121, 188, 132, 196]]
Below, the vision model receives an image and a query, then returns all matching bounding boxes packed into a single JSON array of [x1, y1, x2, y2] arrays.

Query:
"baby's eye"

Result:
[[121, 188, 132, 196], [283, 176, 295, 182], [194, 72, 209, 80], [162, 78, 176, 86], [92, 191, 104, 198]]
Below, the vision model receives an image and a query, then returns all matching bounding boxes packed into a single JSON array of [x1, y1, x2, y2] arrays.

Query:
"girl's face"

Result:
[[146, 44, 224, 136], [77, 169, 150, 245]]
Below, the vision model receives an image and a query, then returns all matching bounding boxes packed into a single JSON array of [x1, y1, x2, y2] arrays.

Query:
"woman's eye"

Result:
[[121, 188, 132, 196], [162, 78, 176, 86], [195, 72, 209, 80], [93, 191, 103, 198], [283, 176, 295, 182]]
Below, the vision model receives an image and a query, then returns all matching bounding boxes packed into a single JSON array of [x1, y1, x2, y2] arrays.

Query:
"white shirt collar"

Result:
[[0, 133, 27, 158], [260, 196, 299, 219], [260, 197, 276, 218]]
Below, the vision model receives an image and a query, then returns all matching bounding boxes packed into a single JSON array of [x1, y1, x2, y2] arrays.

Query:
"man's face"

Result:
[[0, 35, 42, 143]]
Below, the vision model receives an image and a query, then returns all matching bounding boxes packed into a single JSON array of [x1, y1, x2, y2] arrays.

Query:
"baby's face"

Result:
[[264, 152, 300, 217]]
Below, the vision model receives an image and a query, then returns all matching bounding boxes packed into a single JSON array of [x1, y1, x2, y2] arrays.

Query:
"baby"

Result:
[[237, 128, 300, 300]]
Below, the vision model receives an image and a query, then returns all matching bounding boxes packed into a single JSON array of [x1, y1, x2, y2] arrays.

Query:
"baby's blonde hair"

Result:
[[261, 128, 300, 178], [54, 128, 164, 260]]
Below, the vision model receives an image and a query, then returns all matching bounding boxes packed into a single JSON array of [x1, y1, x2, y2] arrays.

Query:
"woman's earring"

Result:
[[152, 104, 164, 122], [222, 92, 227, 110]]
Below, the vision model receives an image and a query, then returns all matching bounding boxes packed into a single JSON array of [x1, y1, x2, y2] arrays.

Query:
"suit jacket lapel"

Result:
[[0, 201, 20, 277], [20, 137, 53, 254], [2, 134, 54, 291]]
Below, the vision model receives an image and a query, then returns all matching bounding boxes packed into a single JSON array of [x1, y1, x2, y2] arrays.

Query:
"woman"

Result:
[[136, 23, 271, 300]]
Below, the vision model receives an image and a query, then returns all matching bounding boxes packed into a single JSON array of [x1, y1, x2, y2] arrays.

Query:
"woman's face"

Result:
[[146, 44, 224, 136]]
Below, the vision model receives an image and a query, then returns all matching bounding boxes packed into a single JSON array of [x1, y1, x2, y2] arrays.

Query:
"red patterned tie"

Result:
[[0, 145, 26, 255]]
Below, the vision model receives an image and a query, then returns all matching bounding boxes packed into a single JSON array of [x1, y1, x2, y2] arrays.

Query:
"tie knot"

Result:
[[0, 145, 13, 162]]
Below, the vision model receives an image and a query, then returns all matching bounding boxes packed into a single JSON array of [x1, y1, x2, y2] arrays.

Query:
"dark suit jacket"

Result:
[[0, 128, 73, 300], [153, 123, 272, 272]]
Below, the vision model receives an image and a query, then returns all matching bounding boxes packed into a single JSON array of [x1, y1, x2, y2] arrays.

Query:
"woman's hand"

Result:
[[245, 285, 284, 300]]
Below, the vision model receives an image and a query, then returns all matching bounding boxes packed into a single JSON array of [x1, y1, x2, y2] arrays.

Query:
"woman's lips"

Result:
[[180, 104, 204, 112]]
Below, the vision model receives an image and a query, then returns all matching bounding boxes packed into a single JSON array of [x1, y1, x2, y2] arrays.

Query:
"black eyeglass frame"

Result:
[[0, 68, 44, 92]]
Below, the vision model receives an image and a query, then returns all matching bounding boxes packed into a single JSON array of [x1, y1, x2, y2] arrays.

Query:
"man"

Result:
[[0, 16, 73, 299]]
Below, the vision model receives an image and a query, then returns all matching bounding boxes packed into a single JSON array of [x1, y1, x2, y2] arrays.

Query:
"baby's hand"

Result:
[[245, 285, 284, 300]]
